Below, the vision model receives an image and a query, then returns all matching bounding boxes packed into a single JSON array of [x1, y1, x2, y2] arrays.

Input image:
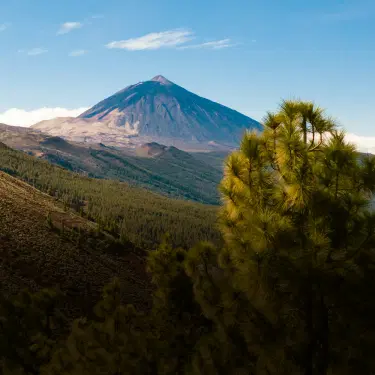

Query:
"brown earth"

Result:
[[0, 170, 151, 317]]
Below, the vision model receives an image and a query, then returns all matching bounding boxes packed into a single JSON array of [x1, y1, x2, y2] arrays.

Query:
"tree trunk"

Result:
[[304, 282, 330, 375]]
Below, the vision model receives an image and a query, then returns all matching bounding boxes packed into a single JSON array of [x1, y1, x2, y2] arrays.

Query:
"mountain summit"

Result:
[[32, 76, 261, 148], [150, 75, 174, 85]]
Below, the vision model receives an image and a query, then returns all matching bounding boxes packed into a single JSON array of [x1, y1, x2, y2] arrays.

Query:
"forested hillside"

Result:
[[43, 142, 222, 205], [0, 168, 151, 313], [192, 150, 229, 170], [0, 124, 222, 204], [0, 142, 221, 249], [2, 100, 375, 375]]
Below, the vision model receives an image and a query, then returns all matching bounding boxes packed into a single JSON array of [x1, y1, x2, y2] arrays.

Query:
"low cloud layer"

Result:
[[0, 107, 88, 127]]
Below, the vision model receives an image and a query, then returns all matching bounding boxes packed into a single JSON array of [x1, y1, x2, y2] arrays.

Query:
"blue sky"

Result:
[[0, 0, 374, 141]]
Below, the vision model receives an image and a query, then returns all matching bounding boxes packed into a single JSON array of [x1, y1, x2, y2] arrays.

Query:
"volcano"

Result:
[[32, 75, 261, 149]]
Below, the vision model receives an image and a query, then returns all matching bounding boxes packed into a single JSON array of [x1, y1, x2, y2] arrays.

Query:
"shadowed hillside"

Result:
[[0, 168, 151, 317]]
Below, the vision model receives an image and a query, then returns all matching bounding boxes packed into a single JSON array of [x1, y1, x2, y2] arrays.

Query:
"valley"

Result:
[[0, 123, 226, 204]]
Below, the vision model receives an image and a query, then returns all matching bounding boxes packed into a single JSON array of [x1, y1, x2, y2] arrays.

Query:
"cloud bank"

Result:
[[0, 107, 89, 127], [57, 22, 83, 35]]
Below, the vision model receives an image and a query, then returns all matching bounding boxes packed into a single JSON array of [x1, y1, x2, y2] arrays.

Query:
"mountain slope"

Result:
[[0, 123, 49, 151], [78, 75, 261, 144], [32, 75, 261, 148], [0, 142, 221, 249], [193, 150, 230, 171], [82, 144, 222, 204], [0, 124, 222, 204], [0, 161, 151, 316]]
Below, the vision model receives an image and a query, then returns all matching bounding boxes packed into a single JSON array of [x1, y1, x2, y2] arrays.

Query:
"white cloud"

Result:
[[21, 48, 48, 56], [0, 23, 11, 32], [69, 49, 88, 57], [179, 38, 236, 50], [106, 30, 239, 51], [57, 21, 83, 35], [0, 107, 89, 127], [345, 133, 375, 154], [106, 29, 194, 50], [307, 131, 375, 154]]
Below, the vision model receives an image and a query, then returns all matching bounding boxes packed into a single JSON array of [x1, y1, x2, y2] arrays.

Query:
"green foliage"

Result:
[[190, 151, 229, 171], [2, 100, 375, 374], [43, 279, 157, 375], [0, 146, 221, 249], [43, 239, 215, 375], [148, 238, 214, 375], [0, 289, 65, 375], [36, 141, 222, 204], [217, 100, 375, 374], [1, 127, 223, 204], [83, 147, 222, 205]]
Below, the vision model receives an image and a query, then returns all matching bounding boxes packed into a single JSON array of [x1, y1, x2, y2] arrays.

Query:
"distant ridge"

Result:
[[0, 123, 222, 204]]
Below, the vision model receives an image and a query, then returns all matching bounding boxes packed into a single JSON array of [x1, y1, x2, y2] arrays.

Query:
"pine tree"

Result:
[[0, 288, 64, 375], [147, 236, 213, 374], [218, 100, 375, 374], [44, 278, 157, 375]]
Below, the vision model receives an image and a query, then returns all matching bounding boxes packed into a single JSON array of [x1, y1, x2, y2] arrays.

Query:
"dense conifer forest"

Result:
[[0, 142, 221, 249], [2, 100, 375, 374]]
